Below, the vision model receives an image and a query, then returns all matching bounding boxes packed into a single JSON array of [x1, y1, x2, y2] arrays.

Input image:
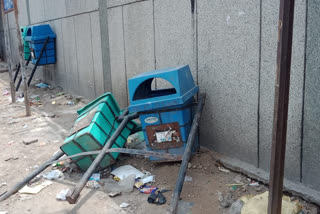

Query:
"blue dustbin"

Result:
[[128, 65, 199, 161], [25, 24, 56, 65]]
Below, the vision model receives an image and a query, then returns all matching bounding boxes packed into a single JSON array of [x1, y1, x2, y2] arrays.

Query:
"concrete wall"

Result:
[[302, 0, 320, 191], [104, 0, 320, 196], [2, 0, 106, 99]]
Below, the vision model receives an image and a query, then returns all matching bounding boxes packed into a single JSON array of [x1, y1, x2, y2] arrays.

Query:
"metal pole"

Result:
[[169, 93, 206, 214], [13, 63, 20, 83], [14, 55, 31, 84], [268, 0, 295, 213], [1, 8, 16, 102], [13, 0, 31, 116], [0, 151, 64, 201], [47, 148, 183, 166], [66, 110, 130, 204]]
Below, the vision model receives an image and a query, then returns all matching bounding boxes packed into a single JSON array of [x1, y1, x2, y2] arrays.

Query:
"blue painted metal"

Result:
[[128, 65, 198, 161], [25, 24, 56, 65], [128, 65, 198, 112]]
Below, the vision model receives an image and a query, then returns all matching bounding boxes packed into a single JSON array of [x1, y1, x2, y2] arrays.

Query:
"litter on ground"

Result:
[[111, 165, 144, 180], [18, 181, 53, 194], [240, 191, 303, 214]]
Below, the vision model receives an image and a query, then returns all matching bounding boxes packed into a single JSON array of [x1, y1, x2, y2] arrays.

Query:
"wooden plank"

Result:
[[13, 0, 30, 116]]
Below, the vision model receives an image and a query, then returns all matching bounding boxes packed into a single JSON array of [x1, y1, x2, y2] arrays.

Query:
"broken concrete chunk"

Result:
[[42, 112, 56, 118], [109, 192, 121, 198], [22, 139, 38, 145]]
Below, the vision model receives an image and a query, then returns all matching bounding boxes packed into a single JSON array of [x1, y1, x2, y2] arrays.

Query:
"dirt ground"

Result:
[[0, 70, 318, 214]]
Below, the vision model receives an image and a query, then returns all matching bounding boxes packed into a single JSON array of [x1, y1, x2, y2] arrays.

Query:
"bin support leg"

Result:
[[15, 55, 31, 91], [13, 64, 20, 83], [169, 93, 206, 214], [0, 151, 64, 202], [27, 37, 49, 87], [66, 109, 130, 204]]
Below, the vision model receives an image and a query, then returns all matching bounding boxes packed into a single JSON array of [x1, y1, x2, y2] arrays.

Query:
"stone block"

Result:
[[61, 17, 79, 95], [197, 0, 260, 165], [107, 7, 128, 108], [74, 13, 95, 99], [123, 0, 155, 102], [90, 11, 105, 96], [154, 0, 196, 89], [302, 0, 320, 191], [259, 0, 306, 181]]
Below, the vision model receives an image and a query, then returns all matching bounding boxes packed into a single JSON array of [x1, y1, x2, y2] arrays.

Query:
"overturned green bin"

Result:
[[61, 93, 138, 171]]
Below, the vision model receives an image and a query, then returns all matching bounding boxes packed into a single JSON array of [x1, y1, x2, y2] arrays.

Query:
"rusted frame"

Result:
[[268, 0, 295, 213]]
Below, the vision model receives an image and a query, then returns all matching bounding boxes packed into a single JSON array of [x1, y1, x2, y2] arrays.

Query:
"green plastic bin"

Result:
[[61, 93, 138, 171], [21, 26, 30, 60]]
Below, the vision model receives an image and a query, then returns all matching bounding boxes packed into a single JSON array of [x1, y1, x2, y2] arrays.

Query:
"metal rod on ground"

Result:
[[0, 151, 64, 202], [169, 93, 206, 214], [1, 6, 16, 102], [13, 0, 30, 116], [268, 0, 295, 213], [47, 148, 183, 166], [27, 37, 49, 86], [66, 109, 130, 204]]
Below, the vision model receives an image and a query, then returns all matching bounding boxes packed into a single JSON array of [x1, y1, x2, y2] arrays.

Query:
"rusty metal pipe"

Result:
[[48, 148, 182, 166], [169, 93, 206, 214], [268, 0, 295, 213]]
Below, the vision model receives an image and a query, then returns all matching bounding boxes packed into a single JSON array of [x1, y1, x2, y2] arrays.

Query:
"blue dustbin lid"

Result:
[[128, 65, 199, 112], [25, 24, 56, 41]]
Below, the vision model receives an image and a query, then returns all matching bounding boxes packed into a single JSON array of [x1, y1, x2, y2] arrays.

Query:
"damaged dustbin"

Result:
[[25, 24, 56, 65], [61, 93, 138, 171], [128, 65, 199, 161], [21, 26, 30, 60]]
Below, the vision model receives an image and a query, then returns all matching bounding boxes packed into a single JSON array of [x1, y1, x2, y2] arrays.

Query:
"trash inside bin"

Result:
[[25, 24, 56, 65], [61, 93, 138, 171], [128, 65, 199, 161], [21, 26, 30, 60]]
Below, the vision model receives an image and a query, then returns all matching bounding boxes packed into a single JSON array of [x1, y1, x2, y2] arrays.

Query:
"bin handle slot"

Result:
[[133, 78, 177, 101], [26, 28, 32, 36]]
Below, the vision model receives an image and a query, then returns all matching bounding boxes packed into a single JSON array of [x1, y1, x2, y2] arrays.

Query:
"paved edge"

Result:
[[201, 147, 320, 206]]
